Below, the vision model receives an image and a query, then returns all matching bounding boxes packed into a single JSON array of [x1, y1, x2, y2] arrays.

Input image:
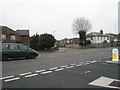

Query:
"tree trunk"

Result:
[[78, 31, 86, 47]]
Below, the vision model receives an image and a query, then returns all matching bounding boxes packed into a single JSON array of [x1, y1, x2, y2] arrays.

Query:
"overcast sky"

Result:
[[0, 0, 119, 40]]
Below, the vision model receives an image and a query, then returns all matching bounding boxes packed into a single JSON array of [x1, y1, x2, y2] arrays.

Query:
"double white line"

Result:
[[0, 76, 20, 82]]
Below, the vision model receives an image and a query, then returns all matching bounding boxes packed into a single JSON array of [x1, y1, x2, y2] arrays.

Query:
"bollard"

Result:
[[112, 48, 119, 61]]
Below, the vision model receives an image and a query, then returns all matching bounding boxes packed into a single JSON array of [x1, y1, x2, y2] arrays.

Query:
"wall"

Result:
[[20, 35, 30, 45], [86, 36, 111, 44], [1, 26, 21, 43]]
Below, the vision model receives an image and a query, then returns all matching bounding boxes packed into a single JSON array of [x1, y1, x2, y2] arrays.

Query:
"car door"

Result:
[[18, 44, 29, 57], [9, 44, 21, 58]]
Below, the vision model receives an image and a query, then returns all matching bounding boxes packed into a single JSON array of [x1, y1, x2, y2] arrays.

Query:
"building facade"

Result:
[[0, 26, 30, 45], [59, 38, 79, 45], [86, 30, 113, 44]]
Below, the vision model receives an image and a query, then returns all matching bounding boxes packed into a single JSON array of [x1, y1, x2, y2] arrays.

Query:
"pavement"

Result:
[[105, 61, 120, 65]]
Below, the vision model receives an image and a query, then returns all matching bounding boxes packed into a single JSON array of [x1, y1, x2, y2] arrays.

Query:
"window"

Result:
[[91, 37, 93, 40], [9, 45, 18, 50], [10, 35, 16, 40], [1, 34, 6, 40], [2, 45, 9, 50], [107, 37, 109, 40], [19, 45, 28, 50]]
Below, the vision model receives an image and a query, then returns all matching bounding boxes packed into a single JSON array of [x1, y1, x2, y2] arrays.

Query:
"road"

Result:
[[1, 47, 120, 88], [2, 48, 112, 76], [2, 61, 119, 88]]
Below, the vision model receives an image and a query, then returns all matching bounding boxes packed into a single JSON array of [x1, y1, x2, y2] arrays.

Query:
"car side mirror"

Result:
[[25, 47, 29, 50]]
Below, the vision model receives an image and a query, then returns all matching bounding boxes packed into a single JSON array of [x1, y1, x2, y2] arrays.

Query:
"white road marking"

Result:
[[19, 72, 32, 76], [114, 79, 120, 82], [61, 65, 68, 68], [25, 74, 38, 78], [35, 70, 46, 73], [81, 62, 84, 64], [41, 71, 52, 74], [85, 71, 90, 74], [91, 61, 97, 64], [49, 67, 58, 70], [0, 76, 14, 80], [70, 64, 76, 66], [84, 63, 90, 65], [65, 66, 74, 69], [89, 76, 120, 89], [54, 68, 64, 71], [75, 64, 82, 67], [5, 77, 20, 82], [85, 61, 91, 63]]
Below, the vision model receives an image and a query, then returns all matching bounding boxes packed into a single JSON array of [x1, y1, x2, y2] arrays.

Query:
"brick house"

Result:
[[16, 30, 30, 45], [59, 38, 79, 45], [0, 26, 30, 45]]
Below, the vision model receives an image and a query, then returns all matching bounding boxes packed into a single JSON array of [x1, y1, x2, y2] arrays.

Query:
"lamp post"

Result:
[[53, 30, 55, 38]]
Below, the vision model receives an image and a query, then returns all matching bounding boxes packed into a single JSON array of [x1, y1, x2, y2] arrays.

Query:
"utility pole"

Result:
[[114, 24, 117, 34], [53, 30, 55, 38]]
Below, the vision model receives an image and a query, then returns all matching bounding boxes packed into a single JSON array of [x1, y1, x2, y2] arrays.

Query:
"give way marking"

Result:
[[89, 76, 120, 89]]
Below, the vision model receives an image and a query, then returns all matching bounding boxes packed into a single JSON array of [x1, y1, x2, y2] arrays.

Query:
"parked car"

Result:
[[0, 43, 39, 61]]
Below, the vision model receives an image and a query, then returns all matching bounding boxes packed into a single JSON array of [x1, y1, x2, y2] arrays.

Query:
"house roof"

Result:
[[0, 26, 17, 35], [106, 33, 118, 39], [16, 30, 29, 35], [86, 32, 113, 37]]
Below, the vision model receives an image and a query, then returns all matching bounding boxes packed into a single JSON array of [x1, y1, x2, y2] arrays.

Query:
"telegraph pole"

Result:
[[53, 30, 55, 38]]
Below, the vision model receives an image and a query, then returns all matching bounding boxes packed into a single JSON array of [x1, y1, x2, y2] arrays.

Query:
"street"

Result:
[[1, 47, 120, 88]]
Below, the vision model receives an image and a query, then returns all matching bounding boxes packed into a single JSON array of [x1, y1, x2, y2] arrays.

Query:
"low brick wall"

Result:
[[65, 44, 80, 48], [86, 43, 118, 48]]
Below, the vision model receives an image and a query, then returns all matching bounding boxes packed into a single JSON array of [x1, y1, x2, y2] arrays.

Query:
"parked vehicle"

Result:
[[0, 43, 39, 61]]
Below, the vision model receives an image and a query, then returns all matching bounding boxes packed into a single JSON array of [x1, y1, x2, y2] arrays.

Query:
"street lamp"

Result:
[[53, 30, 55, 37]]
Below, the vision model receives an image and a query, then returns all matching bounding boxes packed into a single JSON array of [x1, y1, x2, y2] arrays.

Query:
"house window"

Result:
[[91, 37, 93, 40], [10, 35, 16, 40], [67, 40, 70, 43], [1, 34, 6, 40], [107, 37, 109, 40]]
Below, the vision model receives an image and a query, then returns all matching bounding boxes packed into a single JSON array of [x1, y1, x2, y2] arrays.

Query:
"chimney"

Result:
[[100, 29, 103, 34]]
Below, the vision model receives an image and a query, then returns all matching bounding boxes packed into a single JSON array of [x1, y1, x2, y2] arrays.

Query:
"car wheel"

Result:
[[25, 57, 29, 59], [30, 54, 36, 59], [3, 55, 8, 61]]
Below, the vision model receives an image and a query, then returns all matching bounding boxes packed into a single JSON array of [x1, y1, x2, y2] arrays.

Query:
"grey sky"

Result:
[[0, 0, 119, 40]]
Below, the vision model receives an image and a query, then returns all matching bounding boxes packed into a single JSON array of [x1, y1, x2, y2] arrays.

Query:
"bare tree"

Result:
[[72, 17, 92, 46], [72, 17, 92, 33]]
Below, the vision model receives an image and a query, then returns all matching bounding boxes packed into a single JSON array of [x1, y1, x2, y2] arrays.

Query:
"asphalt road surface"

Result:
[[2, 62, 119, 88], [1, 47, 120, 88]]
